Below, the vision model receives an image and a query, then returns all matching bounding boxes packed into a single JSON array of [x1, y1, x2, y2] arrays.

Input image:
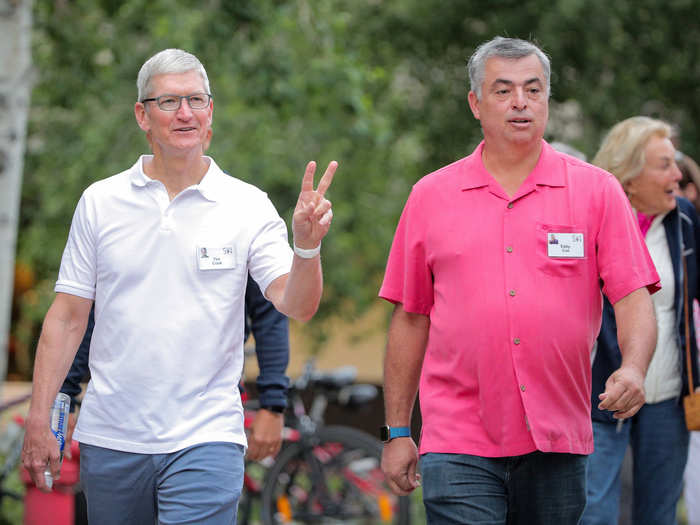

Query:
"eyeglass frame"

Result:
[[140, 93, 213, 111]]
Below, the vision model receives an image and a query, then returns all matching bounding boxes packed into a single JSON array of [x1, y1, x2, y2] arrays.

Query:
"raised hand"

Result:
[[292, 161, 337, 250]]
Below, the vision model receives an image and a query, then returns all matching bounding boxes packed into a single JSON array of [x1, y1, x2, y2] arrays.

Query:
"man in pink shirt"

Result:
[[379, 36, 660, 524]]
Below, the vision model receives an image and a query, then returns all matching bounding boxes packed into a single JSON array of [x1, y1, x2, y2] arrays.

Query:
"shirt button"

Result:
[[520, 384, 526, 392], [513, 337, 521, 345], [506, 246, 513, 253], [509, 290, 516, 297], [507, 202, 514, 209]]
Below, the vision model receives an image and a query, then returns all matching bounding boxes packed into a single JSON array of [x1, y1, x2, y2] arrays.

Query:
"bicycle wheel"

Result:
[[260, 425, 410, 525]]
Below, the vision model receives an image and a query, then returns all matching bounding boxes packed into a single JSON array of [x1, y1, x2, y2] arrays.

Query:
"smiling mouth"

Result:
[[174, 127, 197, 132]]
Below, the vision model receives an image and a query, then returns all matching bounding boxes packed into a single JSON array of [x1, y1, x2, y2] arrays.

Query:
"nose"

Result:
[[511, 88, 527, 110], [672, 162, 682, 182], [175, 97, 194, 119]]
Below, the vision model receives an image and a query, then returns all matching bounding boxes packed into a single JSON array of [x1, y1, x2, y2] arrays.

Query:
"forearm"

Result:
[[383, 304, 429, 426], [27, 296, 91, 429], [59, 371, 83, 413], [247, 275, 291, 406], [256, 347, 290, 408], [267, 256, 323, 322], [60, 353, 87, 413], [599, 287, 657, 417], [614, 287, 657, 375], [60, 317, 92, 410]]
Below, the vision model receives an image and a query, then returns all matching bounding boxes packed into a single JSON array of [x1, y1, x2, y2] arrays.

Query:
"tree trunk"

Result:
[[0, 0, 33, 385]]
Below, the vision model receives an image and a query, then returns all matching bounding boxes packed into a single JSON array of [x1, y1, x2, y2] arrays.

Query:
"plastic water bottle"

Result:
[[44, 392, 70, 489]]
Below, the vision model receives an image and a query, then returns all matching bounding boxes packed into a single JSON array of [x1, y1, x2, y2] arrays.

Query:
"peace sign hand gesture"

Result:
[[292, 161, 338, 250]]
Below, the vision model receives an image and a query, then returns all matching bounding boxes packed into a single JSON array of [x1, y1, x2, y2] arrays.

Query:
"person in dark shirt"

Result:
[[61, 275, 290, 461]]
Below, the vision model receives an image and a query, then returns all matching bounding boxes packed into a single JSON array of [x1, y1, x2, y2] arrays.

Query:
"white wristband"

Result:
[[293, 242, 321, 259]]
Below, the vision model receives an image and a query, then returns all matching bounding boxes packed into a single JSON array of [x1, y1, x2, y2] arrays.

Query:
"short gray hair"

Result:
[[467, 37, 551, 100], [136, 48, 211, 102]]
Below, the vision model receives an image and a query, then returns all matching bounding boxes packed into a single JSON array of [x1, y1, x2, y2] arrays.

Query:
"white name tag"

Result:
[[197, 246, 236, 270], [547, 232, 584, 258]]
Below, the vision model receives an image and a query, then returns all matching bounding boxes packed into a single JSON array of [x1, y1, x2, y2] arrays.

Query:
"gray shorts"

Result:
[[79, 441, 244, 525]]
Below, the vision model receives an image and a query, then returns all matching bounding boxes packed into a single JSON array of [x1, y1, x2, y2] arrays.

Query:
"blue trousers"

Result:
[[581, 399, 689, 525], [80, 441, 245, 525], [420, 451, 587, 524]]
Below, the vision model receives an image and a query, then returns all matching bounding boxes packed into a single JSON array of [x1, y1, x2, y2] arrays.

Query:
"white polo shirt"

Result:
[[643, 214, 682, 403], [56, 155, 293, 453]]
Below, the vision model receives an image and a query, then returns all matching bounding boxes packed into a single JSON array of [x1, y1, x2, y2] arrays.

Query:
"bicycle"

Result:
[[241, 359, 411, 525]]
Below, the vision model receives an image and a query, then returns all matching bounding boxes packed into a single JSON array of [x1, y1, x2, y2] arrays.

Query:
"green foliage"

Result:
[[15, 0, 700, 360]]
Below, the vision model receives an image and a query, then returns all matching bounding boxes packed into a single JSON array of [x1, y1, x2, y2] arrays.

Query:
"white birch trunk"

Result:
[[0, 0, 33, 384]]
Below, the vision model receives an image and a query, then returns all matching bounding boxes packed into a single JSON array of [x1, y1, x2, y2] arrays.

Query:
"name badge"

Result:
[[197, 246, 235, 270], [547, 232, 584, 258]]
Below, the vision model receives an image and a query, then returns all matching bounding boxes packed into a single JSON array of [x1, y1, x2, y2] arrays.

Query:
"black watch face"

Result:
[[380, 425, 390, 442]]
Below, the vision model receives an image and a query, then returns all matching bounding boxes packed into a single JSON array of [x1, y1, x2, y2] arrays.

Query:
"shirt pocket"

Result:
[[536, 222, 587, 278]]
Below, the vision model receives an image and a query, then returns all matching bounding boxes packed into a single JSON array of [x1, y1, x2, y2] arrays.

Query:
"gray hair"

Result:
[[136, 49, 211, 102], [467, 37, 551, 100]]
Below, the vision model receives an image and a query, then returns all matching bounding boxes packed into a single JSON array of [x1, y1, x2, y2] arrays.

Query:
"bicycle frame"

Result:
[[241, 359, 406, 525]]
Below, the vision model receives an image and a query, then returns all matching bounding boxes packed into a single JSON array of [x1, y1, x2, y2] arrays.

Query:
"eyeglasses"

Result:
[[140, 93, 212, 111]]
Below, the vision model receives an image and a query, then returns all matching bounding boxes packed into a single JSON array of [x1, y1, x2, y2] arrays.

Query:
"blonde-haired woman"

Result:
[[582, 117, 700, 525]]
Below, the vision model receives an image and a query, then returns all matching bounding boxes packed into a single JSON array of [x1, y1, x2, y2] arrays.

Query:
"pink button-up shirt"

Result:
[[380, 141, 659, 457]]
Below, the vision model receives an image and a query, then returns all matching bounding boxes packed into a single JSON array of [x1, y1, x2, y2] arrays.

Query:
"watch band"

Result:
[[380, 425, 411, 442]]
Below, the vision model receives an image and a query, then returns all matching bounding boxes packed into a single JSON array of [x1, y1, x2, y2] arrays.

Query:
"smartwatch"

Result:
[[380, 425, 411, 443]]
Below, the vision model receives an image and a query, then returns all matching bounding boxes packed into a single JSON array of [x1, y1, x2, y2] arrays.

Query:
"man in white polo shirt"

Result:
[[21, 48, 337, 524]]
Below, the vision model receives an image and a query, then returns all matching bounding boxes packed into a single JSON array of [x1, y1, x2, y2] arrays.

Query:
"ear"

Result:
[[134, 102, 150, 132], [205, 98, 213, 128], [623, 178, 636, 196], [468, 91, 480, 120]]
